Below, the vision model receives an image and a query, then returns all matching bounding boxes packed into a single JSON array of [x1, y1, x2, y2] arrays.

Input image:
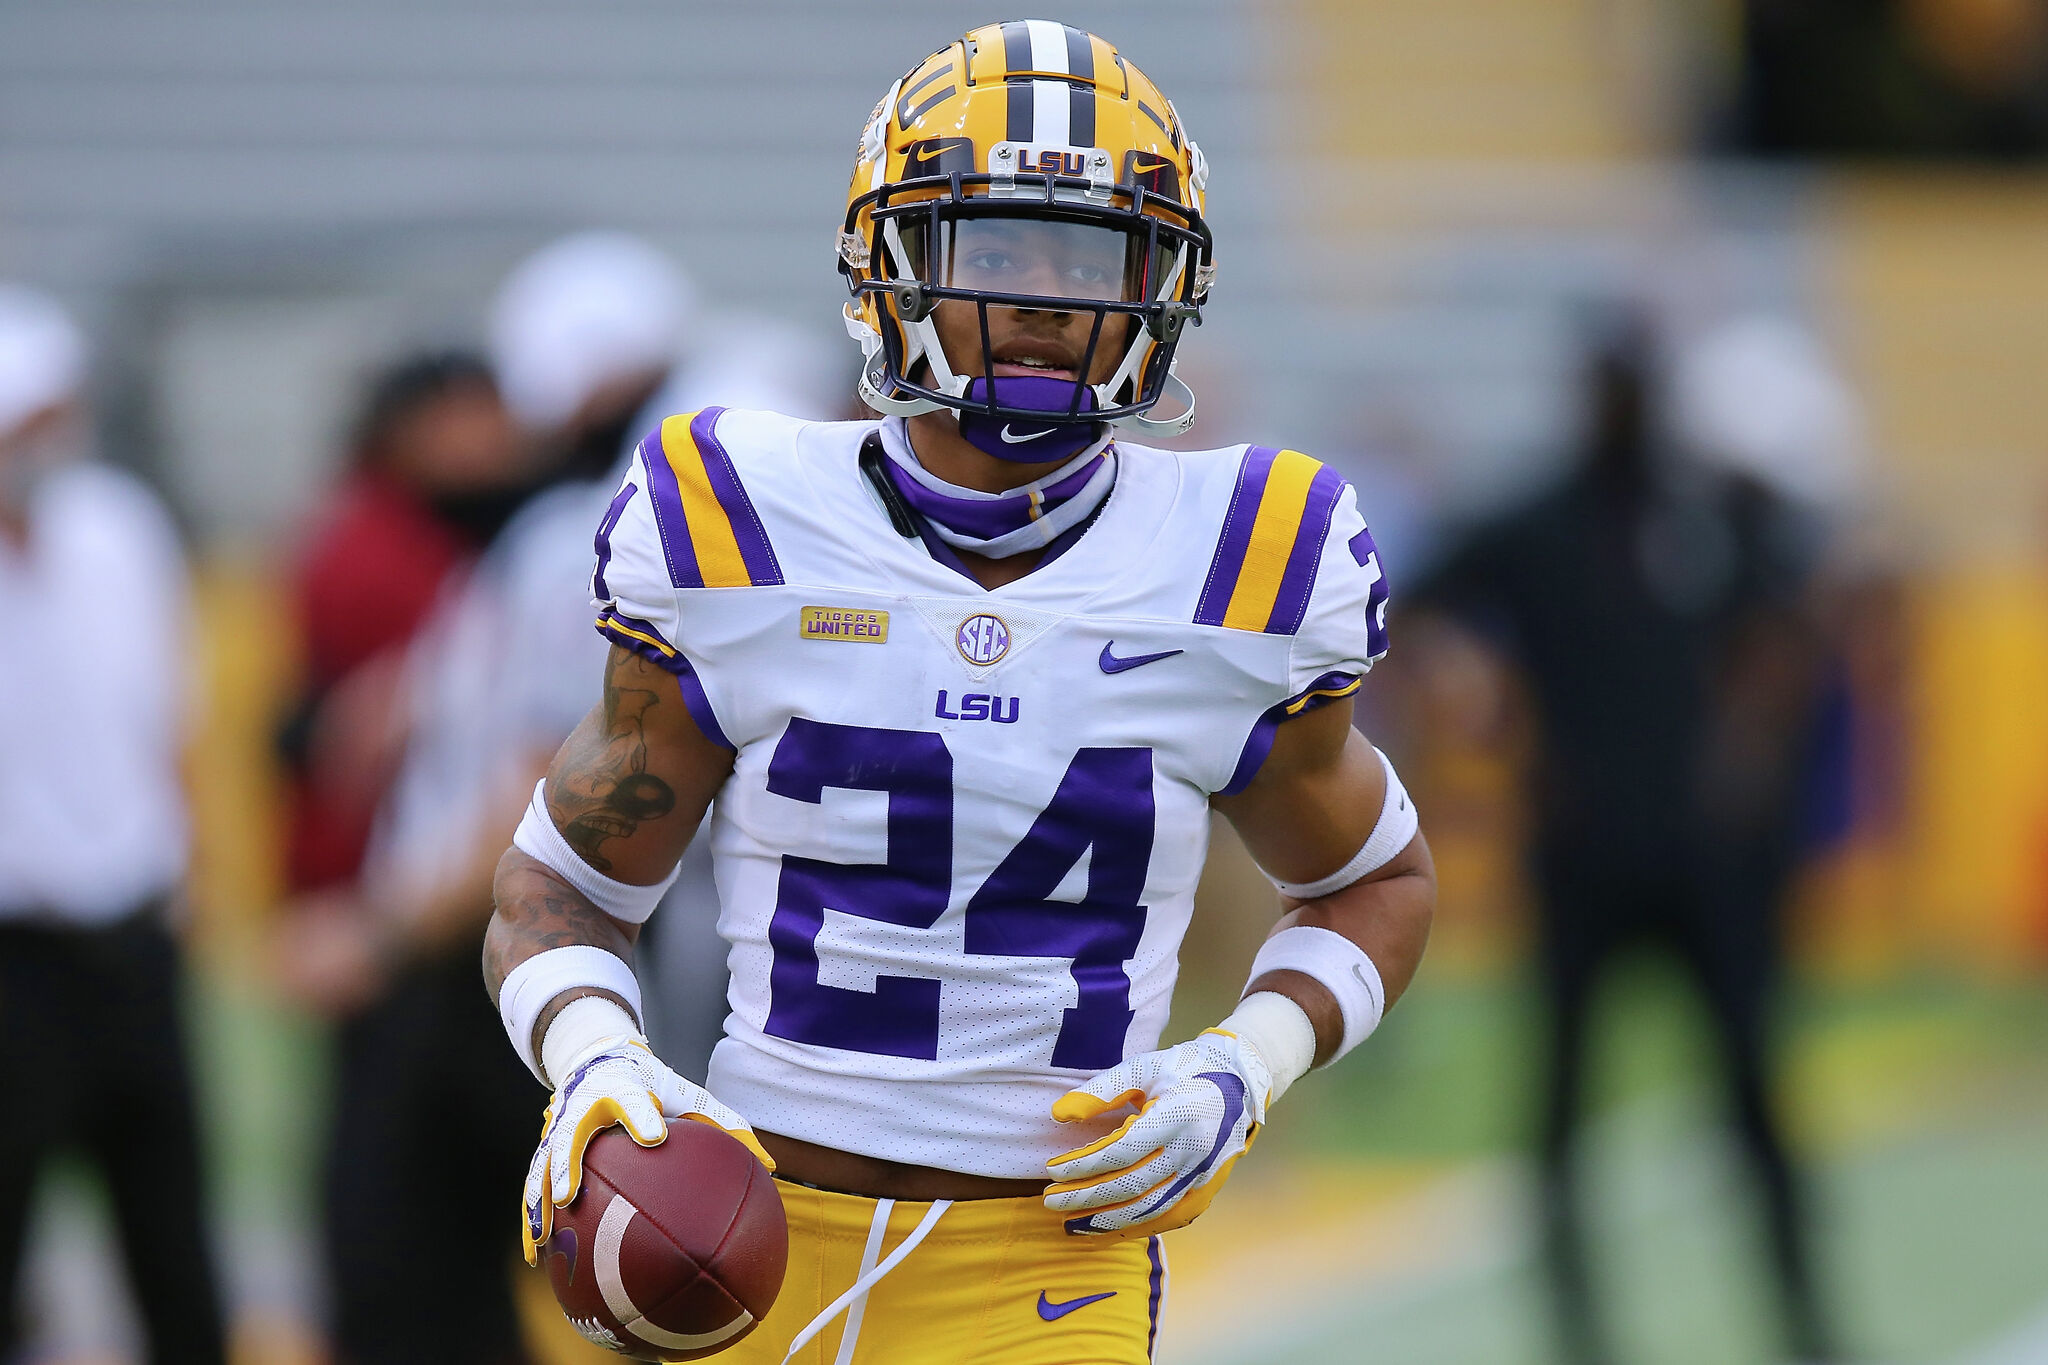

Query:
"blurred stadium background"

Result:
[[4, 0, 2047, 1362]]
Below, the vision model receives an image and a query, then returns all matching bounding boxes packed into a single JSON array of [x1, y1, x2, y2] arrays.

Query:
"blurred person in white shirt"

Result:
[[456, 231, 838, 1076], [317, 233, 835, 1365], [0, 283, 227, 1364]]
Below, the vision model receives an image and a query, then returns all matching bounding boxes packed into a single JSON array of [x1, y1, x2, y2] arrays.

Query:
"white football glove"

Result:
[[521, 1034, 772, 1265], [1044, 1027, 1273, 1240]]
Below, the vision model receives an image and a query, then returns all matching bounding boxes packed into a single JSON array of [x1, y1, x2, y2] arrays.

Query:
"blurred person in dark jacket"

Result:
[[0, 284, 227, 1364], [1421, 317, 1846, 1365]]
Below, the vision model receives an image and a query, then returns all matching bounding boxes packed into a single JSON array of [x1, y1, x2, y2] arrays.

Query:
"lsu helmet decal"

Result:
[[840, 20, 1214, 439]]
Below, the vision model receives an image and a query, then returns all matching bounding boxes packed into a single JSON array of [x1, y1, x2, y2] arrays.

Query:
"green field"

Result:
[[21, 957, 2030, 1363], [1155, 965, 2048, 1365]]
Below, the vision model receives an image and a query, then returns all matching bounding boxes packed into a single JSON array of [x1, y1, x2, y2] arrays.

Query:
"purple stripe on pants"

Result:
[[1146, 1236, 1165, 1360], [1192, 445, 1278, 627]]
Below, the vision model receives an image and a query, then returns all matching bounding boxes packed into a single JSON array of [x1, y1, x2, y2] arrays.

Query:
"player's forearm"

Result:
[[485, 847, 641, 1061], [1247, 834, 1436, 1065]]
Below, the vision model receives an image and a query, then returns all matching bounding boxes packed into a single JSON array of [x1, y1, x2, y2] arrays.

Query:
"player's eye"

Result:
[[961, 249, 1019, 275]]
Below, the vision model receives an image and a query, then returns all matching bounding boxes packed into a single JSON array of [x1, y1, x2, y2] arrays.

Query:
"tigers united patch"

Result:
[[800, 606, 889, 643]]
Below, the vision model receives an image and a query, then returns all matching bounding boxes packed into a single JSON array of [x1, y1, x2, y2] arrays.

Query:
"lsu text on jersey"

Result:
[[588, 405, 1387, 1361]]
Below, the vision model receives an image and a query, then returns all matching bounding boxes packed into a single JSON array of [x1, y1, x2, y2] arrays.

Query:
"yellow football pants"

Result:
[[721, 1179, 1166, 1364]]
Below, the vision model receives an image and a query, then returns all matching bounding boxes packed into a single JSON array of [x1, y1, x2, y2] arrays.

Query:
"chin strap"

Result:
[[1112, 368, 1197, 438], [856, 348, 943, 419]]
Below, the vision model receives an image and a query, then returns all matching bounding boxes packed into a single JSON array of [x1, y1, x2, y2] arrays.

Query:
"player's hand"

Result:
[[521, 1038, 773, 1265], [1044, 1029, 1273, 1239]]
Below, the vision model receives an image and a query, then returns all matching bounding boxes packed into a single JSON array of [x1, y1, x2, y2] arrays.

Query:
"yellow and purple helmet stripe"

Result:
[[640, 408, 782, 590], [1193, 448, 1351, 634]]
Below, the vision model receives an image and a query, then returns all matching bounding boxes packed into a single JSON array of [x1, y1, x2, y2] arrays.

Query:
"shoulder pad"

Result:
[[637, 407, 784, 589], [1192, 445, 1351, 635]]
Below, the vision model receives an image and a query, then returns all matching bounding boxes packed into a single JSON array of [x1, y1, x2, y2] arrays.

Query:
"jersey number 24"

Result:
[[762, 717, 1153, 1071]]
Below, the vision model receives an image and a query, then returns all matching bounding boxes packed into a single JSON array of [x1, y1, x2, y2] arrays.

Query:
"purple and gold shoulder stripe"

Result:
[[640, 407, 783, 590], [1193, 447, 1349, 635]]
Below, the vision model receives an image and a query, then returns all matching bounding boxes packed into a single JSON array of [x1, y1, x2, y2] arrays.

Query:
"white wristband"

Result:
[[1219, 990, 1318, 1105], [497, 945, 644, 1084], [1269, 748, 1417, 901], [512, 781, 681, 925], [541, 996, 643, 1090], [1246, 925, 1385, 1064]]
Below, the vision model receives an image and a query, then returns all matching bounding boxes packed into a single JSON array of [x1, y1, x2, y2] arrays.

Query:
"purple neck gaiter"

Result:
[[954, 375, 1109, 464], [877, 417, 1115, 559]]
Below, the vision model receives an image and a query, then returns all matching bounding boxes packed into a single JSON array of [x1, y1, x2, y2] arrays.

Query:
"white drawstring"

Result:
[[781, 1198, 952, 1364], [830, 1201, 892, 1365]]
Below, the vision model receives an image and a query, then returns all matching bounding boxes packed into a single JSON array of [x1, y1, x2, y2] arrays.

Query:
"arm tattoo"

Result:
[[482, 866, 630, 990], [546, 649, 678, 874], [484, 852, 641, 1068]]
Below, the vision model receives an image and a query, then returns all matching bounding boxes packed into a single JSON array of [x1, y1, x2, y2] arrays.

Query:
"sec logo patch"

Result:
[[955, 613, 1010, 666]]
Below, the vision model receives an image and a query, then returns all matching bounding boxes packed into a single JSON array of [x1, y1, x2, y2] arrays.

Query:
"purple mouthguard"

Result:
[[955, 375, 1107, 463]]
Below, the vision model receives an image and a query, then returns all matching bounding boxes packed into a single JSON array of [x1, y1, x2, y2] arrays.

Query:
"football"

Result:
[[540, 1120, 788, 1361]]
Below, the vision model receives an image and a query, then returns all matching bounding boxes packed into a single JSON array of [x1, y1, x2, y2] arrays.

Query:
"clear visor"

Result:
[[907, 216, 1157, 305]]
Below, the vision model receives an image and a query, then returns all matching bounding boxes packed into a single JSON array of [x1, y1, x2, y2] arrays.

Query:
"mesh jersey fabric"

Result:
[[591, 408, 1385, 1177]]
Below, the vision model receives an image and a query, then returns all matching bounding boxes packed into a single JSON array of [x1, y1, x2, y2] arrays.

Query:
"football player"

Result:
[[484, 21, 1436, 1363]]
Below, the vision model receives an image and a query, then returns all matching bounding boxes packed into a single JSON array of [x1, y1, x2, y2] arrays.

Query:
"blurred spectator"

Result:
[[467, 230, 839, 1078], [304, 230, 836, 1365], [1419, 319, 1841, 1365], [490, 230, 697, 493], [266, 351, 536, 1365], [277, 351, 526, 980], [1669, 314, 1866, 520], [0, 285, 227, 1363]]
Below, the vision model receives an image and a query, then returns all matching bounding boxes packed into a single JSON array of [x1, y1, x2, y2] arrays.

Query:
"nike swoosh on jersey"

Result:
[[1098, 642, 1184, 674], [1037, 1290, 1117, 1322], [999, 425, 1056, 443]]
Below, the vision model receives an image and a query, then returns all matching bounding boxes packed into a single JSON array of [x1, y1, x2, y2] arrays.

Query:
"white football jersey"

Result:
[[592, 407, 1389, 1177]]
